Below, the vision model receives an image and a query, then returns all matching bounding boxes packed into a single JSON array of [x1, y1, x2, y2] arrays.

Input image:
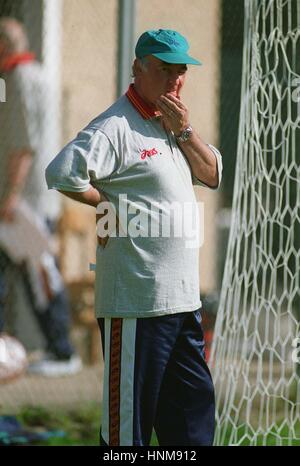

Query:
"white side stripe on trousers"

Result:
[[101, 318, 137, 446]]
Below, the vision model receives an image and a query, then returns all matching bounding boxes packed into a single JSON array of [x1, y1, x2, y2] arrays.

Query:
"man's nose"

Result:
[[168, 73, 181, 85]]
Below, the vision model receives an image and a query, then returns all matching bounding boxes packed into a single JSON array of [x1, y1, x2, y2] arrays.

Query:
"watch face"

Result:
[[176, 126, 192, 142], [182, 127, 192, 141], [182, 130, 189, 140]]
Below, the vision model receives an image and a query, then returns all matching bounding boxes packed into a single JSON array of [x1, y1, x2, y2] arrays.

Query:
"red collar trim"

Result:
[[1, 52, 35, 72], [126, 84, 161, 120]]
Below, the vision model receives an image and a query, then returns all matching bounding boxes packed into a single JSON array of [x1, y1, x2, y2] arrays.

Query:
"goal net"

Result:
[[210, 0, 300, 446]]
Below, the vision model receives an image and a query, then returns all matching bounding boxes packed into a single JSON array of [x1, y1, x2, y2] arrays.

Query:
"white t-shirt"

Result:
[[46, 92, 222, 318], [0, 62, 61, 220]]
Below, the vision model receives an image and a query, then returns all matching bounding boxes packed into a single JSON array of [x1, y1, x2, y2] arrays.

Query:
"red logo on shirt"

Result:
[[140, 148, 158, 160]]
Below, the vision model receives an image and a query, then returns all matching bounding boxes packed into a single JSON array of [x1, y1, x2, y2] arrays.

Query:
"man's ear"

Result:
[[132, 58, 143, 77]]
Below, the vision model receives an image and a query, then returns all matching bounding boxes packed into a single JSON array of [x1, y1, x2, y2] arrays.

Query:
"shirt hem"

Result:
[[47, 184, 91, 193], [95, 301, 202, 319]]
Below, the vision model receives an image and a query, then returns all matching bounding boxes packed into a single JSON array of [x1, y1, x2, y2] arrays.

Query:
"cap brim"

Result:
[[152, 52, 202, 65]]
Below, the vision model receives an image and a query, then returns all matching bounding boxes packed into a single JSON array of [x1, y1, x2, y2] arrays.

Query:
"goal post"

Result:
[[210, 0, 300, 446]]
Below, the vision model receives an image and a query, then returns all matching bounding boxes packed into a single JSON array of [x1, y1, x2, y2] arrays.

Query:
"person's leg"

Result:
[[1, 227, 79, 374], [154, 309, 215, 446], [0, 248, 16, 333], [0, 251, 28, 382], [97, 313, 185, 446], [20, 260, 74, 360], [0, 249, 11, 333], [20, 250, 82, 375], [26, 217, 75, 360], [37, 288, 74, 359]]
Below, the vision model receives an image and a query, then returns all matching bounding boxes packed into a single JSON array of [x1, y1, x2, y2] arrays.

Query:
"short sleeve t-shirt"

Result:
[[0, 67, 31, 202], [46, 90, 223, 318], [0, 62, 61, 220]]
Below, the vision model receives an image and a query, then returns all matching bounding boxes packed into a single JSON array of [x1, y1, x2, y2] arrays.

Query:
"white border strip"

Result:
[[120, 318, 137, 445]]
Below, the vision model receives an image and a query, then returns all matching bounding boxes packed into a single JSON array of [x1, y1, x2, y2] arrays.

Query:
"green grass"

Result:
[[217, 422, 300, 446], [5, 405, 300, 446], [12, 404, 159, 446], [16, 403, 101, 446]]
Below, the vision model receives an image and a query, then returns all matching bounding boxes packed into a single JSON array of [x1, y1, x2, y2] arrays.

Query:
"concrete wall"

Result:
[[60, 0, 118, 281], [61, 0, 118, 137]]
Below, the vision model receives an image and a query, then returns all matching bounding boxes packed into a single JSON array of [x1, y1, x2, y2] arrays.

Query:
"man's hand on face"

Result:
[[156, 93, 190, 136]]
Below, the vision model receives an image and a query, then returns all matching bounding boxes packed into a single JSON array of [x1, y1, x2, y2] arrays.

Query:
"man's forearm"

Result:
[[58, 185, 102, 208], [5, 149, 33, 197], [0, 149, 32, 221], [155, 94, 219, 188], [177, 131, 218, 188]]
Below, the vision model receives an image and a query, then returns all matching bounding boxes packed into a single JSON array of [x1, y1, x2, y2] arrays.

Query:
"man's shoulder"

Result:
[[1, 62, 46, 115], [13, 61, 45, 83], [86, 95, 136, 135], [10, 61, 48, 98]]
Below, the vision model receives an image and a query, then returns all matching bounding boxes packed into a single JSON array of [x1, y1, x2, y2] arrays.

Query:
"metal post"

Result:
[[117, 0, 136, 98], [42, 0, 62, 150]]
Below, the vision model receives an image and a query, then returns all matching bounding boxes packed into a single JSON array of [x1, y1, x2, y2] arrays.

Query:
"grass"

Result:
[[4, 404, 300, 446], [16, 403, 101, 446], [216, 422, 300, 446], [10, 403, 159, 446]]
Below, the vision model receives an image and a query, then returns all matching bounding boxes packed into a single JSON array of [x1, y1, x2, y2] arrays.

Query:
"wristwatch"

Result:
[[176, 125, 193, 143]]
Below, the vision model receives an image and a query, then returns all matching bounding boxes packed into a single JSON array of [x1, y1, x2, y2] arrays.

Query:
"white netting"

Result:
[[210, 0, 300, 446]]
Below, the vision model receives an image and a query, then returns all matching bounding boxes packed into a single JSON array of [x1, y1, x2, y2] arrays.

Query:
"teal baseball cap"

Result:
[[135, 29, 202, 65]]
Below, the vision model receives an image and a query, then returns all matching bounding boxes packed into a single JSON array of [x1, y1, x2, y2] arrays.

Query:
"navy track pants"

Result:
[[98, 309, 215, 446]]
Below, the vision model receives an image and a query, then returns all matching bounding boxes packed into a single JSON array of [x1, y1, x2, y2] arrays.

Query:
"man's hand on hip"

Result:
[[96, 192, 119, 249]]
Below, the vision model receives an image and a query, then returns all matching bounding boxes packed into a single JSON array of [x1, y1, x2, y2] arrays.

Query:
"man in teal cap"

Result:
[[46, 28, 223, 445]]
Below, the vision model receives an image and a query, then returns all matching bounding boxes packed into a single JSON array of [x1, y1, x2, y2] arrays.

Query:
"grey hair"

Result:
[[139, 57, 149, 69], [0, 17, 29, 53], [131, 56, 149, 78]]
